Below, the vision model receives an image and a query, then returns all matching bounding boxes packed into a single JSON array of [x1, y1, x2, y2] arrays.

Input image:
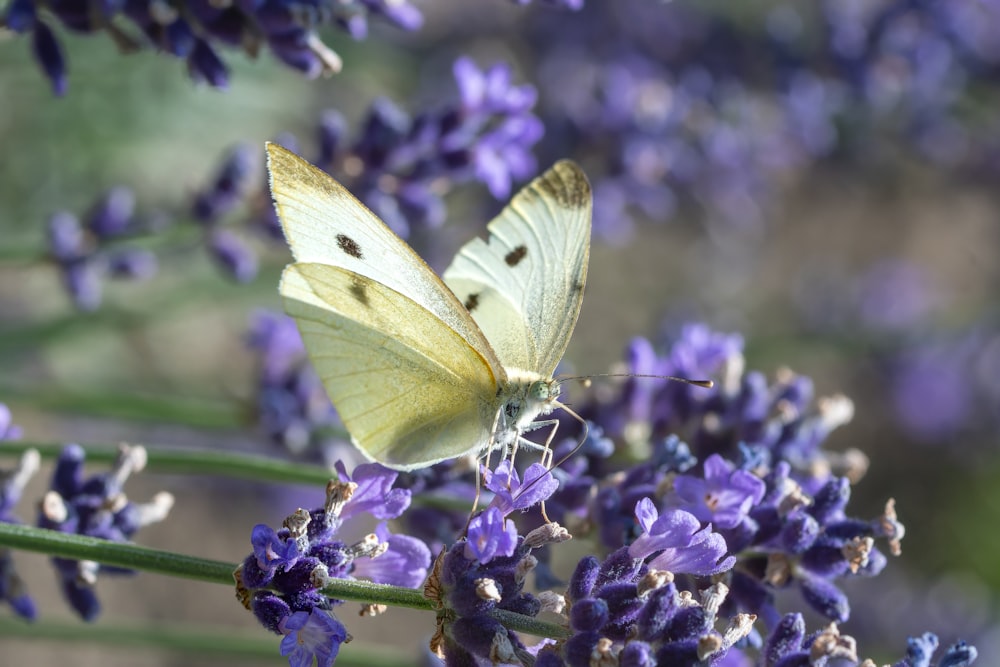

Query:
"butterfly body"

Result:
[[268, 143, 591, 470]]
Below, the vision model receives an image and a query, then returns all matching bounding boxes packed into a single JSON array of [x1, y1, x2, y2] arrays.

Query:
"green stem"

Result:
[[0, 523, 569, 639]]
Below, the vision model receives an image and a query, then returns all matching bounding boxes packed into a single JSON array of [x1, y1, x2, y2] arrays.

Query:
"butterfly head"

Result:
[[528, 378, 560, 405]]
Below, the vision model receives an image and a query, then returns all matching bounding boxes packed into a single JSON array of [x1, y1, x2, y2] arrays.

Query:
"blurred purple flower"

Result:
[[38, 444, 174, 620], [856, 259, 937, 332]]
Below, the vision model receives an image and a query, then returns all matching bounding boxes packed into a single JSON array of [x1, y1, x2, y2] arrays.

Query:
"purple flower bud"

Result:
[[61, 260, 102, 310], [780, 512, 819, 553], [564, 630, 601, 667], [60, 576, 100, 621], [449, 615, 517, 664], [940, 640, 977, 667], [570, 597, 608, 632], [809, 477, 850, 524], [568, 555, 600, 601], [87, 186, 135, 237], [620, 640, 655, 667], [165, 20, 196, 57], [193, 144, 255, 222], [32, 21, 67, 96], [636, 583, 680, 641], [47, 211, 86, 261], [596, 546, 643, 588], [4, 0, 36, 32], [764, 613, 807, 664], [106, 249, 157, 280], [208, 228, 258, 282], [251, 590, 291, 634], [317, 110, 346, 167], [798, 574, 849, 622], [376, 2, 422, 32], [652, 638, 700, 665], [187, 38, 228, 88]]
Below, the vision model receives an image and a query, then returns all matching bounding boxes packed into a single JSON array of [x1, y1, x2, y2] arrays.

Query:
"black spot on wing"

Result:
[[572, 281, 585, 294], [464, 292, 481, 313], [505, 245, 528, 267], [350, 277, 370, 307], [337, 234, 363, 259]]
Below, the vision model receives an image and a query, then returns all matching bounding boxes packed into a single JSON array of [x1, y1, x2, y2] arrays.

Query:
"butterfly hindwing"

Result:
[[281, 263, 501, 469], [443, 161, 592, 377]]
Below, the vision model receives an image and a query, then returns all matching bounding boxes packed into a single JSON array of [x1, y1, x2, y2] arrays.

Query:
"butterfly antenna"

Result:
[[560, 373, 714, 389]]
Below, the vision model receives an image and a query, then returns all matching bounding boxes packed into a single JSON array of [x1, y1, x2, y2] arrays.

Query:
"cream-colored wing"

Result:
[[443, 161, 592, 377], [266, 142, 505, 380], [281, 263, 501, 470]]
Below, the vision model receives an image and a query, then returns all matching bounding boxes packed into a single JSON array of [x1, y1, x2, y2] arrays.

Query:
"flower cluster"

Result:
[[46, 188, 159, 311], [299, 56, 543, 239], [36, 443, 175, 620], [236, 462, 430, 665], [521, 0, 1000, 240], [554, 553, 752, 666], [45, 58, 540, 309], [426, 463, 569, 666], [2, 0, 422, 95]]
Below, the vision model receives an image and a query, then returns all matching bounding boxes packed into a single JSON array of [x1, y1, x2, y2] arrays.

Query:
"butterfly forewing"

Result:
[[443, 161, 592, 377], [267, 143, 505, 380], [282, 263, 501, 469]]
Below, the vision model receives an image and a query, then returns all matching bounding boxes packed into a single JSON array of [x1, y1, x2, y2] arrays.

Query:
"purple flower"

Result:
[[37, 444, 173, 620], [279, 609, 348, 667], [483, 461, 559, 516], [455, 58, 538, 116], [0, 404, 23, 442], [333, 462, 411, 523], [348, 522, 431, 589], [45, 191, 157, 311], [671, 454, 765, 529], [247, 311, 346, 457], [628, 498, 735, 576], [855, 259, 936, 332], [193, 144, 255, 223], [239, 462, 429, 663], [464, 507, 518, 564], [207, 228, 258, 283], [251, 524, 301, 579]]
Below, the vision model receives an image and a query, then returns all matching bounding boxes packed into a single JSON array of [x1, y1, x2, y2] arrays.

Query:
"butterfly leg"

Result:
[[515, 418, 560, 468]]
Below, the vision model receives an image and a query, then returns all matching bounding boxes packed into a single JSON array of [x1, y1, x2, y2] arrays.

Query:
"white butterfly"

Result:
[[268, 143, 592, 470]]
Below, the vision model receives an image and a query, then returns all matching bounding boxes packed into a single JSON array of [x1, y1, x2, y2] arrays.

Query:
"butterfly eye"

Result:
[[529, 380, 559, 403]]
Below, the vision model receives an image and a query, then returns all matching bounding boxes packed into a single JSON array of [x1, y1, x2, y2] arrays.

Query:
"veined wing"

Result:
[[281, 262, 501, 470], [267, 142, 505, 380], [443, 161, 592, 377]]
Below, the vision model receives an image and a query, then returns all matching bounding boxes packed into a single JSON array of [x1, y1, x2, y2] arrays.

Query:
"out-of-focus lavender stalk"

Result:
[[1, 0, 423, 95]]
